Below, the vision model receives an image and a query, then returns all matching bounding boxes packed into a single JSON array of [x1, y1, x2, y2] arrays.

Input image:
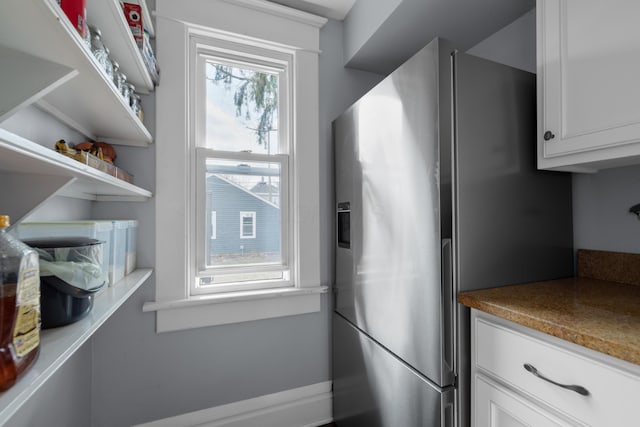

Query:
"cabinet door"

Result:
[[537, 0, 640, 171], [474, 375, 580, 427]]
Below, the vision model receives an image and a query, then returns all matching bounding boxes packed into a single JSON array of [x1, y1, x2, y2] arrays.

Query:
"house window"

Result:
[[150, 0, 327, 332], [193, 38, 291, 294], [210, 211, 217, 239], [240, 212, 256, 238]]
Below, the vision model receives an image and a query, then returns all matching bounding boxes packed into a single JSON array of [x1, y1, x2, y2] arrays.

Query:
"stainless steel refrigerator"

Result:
[[332, 38, 574, 427]]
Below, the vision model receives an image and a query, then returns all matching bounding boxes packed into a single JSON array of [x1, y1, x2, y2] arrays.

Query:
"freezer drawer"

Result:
[[333, 313, 454, 427]]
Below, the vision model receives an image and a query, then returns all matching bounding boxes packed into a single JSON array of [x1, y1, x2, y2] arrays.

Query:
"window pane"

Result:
[[205, 61, 279, 154], [205, 158, 282, 270]]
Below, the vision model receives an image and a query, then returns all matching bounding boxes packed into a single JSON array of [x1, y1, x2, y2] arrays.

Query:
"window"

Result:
[[150, 0, 327, 332], [240, 212, 256, 239], [210, 211, 216, 239], [193, 37, 292, 295]]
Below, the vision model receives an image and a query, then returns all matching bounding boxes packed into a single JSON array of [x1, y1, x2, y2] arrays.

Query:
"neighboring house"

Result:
[[250, 180, 280, 206], [206, 174, 281, 263]]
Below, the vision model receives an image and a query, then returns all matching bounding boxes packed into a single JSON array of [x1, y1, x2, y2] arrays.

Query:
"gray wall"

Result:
[[342, 0, 402, 66], [1, 104, 87, 147], [573, 167, 640, 254], [8, 344, 92, 427], [466, 8, 536, 73], [343, 0, 535, 75]]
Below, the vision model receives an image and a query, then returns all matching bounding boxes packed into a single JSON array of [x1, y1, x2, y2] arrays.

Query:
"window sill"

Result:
[[143, 286, 328, 332]]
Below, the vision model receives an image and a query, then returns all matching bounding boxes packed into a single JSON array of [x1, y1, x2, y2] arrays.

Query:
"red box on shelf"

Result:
[[58, 0, 87, 38], [122, 2, 144, 48]]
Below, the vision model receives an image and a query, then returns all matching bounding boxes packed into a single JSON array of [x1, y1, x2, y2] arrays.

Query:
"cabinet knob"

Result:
[[543, 131, 556, 141]]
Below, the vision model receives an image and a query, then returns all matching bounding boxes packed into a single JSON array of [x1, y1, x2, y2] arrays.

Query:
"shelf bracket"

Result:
[[0, 45, 78, 124]]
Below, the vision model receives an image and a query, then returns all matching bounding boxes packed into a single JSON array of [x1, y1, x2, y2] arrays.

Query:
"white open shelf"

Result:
[[87, 0, 155, 92], [0, 128, 152, 225], [0, 268, 152, 426], [0, 2, 155, 424], [0, 0, 154, 146]]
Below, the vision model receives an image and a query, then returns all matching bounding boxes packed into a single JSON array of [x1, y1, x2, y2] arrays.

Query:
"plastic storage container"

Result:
[[0, 215, 40, 391], [123, 220, 138, 275], [15, 221, 114, 285], [110, 221, 127, 285]]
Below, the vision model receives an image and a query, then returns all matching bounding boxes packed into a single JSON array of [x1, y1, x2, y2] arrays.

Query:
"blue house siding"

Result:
[[206, 175, 280, 262]]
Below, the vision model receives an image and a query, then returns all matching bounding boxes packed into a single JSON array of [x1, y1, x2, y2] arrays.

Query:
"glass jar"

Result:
[[131, 94, 144, 122], [116, 72, 128, 99], [127, 84, 136, 108], [90, 27, 109, 73], [111, 60, 120, 88], [82, 22, 92, 50], [103, 47, 114, 82], [120, 81, 132, 106]]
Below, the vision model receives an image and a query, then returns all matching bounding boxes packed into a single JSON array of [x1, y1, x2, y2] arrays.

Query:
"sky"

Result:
[[204, 64, 278, 155]]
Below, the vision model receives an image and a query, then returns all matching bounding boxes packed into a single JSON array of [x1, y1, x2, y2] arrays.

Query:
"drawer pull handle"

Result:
[[523, 364, 590, 396]]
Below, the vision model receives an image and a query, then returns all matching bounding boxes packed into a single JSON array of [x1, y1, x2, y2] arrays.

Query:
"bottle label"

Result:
[[13, 253, 40, 358]]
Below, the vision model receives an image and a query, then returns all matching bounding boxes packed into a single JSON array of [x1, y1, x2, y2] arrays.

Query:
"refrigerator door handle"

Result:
[[441, 238, 455, 384]]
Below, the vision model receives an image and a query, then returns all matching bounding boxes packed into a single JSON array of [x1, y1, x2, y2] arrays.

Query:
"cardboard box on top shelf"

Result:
[[122, 2, 143, 48]]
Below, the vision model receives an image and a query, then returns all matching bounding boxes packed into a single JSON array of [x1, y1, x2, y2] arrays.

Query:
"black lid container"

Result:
[[22, 237, 107, 329]]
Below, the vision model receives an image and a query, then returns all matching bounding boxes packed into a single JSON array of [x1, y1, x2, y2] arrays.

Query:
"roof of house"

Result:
[[208, 174, 280, 209]]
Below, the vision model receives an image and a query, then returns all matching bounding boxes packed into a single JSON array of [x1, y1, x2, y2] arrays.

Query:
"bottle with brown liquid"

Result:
[[0, 215, 40, 391]]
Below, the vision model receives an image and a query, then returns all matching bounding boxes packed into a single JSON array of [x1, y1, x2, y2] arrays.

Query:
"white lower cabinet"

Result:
[[471, 310, 640, 427], [475, 374, 576, 427]]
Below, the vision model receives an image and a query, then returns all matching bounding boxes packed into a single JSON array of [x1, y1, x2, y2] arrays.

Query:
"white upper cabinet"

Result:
[[537, 0, 640, 172], [0, 0, 153, 146]]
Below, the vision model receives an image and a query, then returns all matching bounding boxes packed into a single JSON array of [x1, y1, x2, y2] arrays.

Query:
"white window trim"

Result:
[[147, 0, 327, 332]]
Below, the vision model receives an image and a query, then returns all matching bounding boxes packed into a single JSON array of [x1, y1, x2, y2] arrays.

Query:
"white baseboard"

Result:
[[133, 381, 333, 427]]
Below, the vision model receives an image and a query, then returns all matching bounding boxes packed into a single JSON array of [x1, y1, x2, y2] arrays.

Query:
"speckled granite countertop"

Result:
[[458, 249, 640, 365]]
